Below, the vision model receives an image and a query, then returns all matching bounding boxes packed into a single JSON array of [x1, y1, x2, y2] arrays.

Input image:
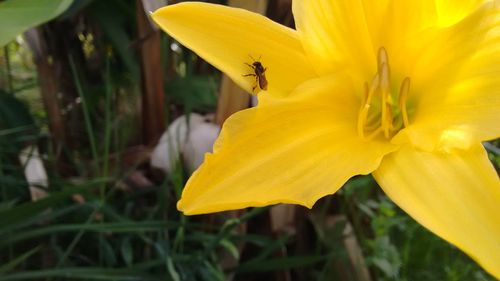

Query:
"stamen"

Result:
[[399, 77, 411, 128], [357, 47, 411, 141], [357, 89, 368, 139], [357, 76, 379, 139], [363, 82, 369, 102], [380, 63, 391, 138], [365, 126, 383, 141], [378, 47, 388, 71]]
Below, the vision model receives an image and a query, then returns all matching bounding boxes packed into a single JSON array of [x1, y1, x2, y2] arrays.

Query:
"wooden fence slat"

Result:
[[136, 0, 166, 146]]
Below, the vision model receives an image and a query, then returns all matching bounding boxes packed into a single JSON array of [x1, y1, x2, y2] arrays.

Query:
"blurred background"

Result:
[[0, 0, 499, 280]]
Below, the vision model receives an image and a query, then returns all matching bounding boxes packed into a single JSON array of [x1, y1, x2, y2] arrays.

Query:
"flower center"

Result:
[[357, 47, 410, 141]]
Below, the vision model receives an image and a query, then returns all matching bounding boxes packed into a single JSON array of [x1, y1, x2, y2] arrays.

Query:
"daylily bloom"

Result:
[[152, 0, 500, 277]]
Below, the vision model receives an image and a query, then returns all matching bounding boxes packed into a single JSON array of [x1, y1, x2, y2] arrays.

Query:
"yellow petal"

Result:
[[435, 0, 488, 26], [396, 70, 500, 151], [292, 0, 441, 80], [403, 2, 498, 94], [178, 75, 396, 215], [373, 145, 500, 278], [152, 3, 316, 96], [377, 0, 438, 51], [394, 4, 500, 151], [291, 0, 493, 91], [292, 0, 377, 79]]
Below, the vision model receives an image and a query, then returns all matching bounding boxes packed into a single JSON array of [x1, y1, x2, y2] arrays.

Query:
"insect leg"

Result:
[[244, 62, 255, 69], [242, 73, 256, 77]]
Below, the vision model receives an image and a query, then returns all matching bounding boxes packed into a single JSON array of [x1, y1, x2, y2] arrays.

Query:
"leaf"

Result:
[[0, 91, 34, 130], [100, 238, 117, 267], [121, 237, 134, 267], [0, 0, 73, 47], [0, 267, 161, 280], [219, 239, 239, 260], [166, 75, 218, 112], [0, 246, 41, 273], [0, 221, 184, 247], [0, 182, 103, 232], [234, 255, 331, 273], [0, 91, 37, 156], [87, 0, 139, 79], [166, 256, 181, 281]]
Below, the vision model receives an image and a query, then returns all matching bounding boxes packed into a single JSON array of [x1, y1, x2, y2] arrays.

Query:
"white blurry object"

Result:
[[19, 146, 48, 201], [151, 114, 203, 172], [151, 114, 219, 173], [183, 120, 220, 172]]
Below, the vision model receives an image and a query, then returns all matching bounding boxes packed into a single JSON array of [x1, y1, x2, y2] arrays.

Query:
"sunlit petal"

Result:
[[292, 0, 444, 79], [292, 0, 376, 79], [359, 1, 497, 93], [152, 2, 316, 96], [395, 71, 500, 151], [435, 0, 488, 26], [178, 75, 396, 215], [401, 2, 498, 95], [394, 4, 500, 151], [373, 145, 500, 279]]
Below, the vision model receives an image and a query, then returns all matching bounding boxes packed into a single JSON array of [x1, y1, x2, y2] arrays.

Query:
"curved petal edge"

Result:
[[373, 144, 500, 278]]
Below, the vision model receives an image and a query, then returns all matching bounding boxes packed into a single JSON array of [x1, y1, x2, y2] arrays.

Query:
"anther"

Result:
[[378, 47, 389, 71]]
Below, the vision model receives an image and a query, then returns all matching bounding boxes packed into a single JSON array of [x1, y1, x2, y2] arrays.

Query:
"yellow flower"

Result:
[[153, 0, 500, 277]]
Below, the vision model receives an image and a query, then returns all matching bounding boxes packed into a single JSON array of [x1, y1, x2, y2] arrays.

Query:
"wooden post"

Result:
[[26, 28, 66, 154], [136, 0, 166, 146]]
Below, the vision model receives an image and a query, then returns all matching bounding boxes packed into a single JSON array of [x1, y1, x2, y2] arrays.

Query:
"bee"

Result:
[[243, 56, 268, 93]]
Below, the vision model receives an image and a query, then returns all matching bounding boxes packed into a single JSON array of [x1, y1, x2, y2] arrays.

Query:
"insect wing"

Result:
[[257, 73, 268, 90]]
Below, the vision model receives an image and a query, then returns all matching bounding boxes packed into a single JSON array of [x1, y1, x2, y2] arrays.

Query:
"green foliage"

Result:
[[0, 90, 36, 156], [0, 0, 73, 47], [0, 90, 36, 200], [87, 0, 139, 80], [166, 75, 218, 114], [0, 90, 34, 130], [342, 176, 495, 281]]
